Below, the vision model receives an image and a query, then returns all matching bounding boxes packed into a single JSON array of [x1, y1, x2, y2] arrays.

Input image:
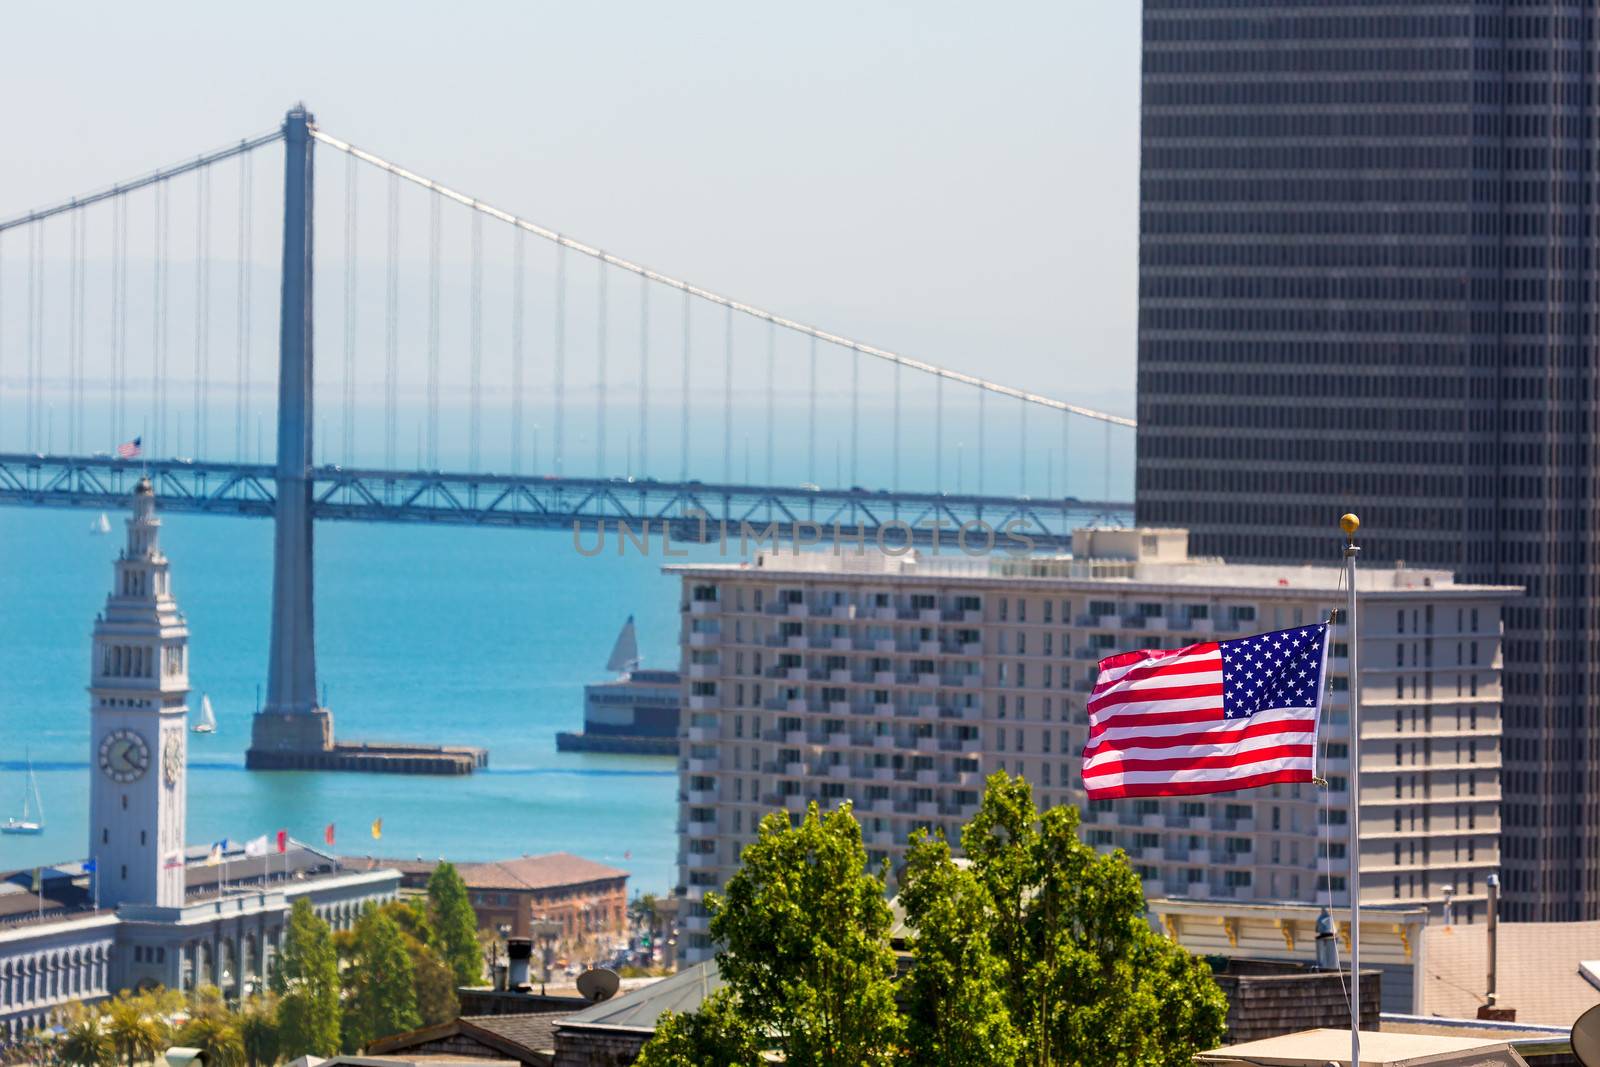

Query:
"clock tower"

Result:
[[88, 478, 188, 909]]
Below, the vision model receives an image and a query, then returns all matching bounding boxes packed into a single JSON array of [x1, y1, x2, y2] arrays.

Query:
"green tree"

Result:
[[57, 1017, 115, 1067], [272, 898, 342, 1057], [410, 943, 460, 1027], [710, 803, 901, 1067], [898, 827, 1024, 1066], [177, 1014, 244, 1067], [238, 995, 281, 1067], [105, 995, 168, 1067], [633, 990, 762, 1067], [343, 905, 423, 1051], [426, 862, 482, 986], [961, 772, 1228, 1066]]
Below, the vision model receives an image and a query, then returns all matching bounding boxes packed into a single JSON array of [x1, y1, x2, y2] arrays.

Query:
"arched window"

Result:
[[113, 646, 123, 675]]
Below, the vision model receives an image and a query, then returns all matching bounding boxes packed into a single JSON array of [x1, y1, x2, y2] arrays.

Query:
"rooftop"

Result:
[[1419, 919, 1600, 1027], [459, 854, 630, 893], [1196, 1027, 1529, 1066], [557, 960, 723, 1034], [0, 841, 373, 931], [667, 528, 1522, 599]]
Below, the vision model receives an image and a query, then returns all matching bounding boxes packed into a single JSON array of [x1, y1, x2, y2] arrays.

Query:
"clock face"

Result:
[[162, 732, 184, 787], [99, 729, 150, 784]]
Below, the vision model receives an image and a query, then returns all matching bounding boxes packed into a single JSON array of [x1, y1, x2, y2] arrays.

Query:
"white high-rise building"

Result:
[[668, 529, 1521, 963], [87, 477, 189, 908]]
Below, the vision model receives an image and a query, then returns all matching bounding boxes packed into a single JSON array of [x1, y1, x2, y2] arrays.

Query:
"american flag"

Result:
[[116, 436, 141, 459], [1082, 623, 1328, 799]]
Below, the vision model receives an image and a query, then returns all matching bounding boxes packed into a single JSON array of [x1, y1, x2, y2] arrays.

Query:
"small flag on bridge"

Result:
[[116, 436, 142, 459], [1082, 623, 1329, 799]]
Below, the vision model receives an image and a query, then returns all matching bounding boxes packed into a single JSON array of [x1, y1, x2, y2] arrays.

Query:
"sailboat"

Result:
[[606, 616, 641, 676], [192, 694, 217, 734], [89, 512, 110, 535], [2, 754, 44, 835]]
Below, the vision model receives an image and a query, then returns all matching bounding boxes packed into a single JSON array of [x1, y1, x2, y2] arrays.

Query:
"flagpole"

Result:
[[1341, 513, 1362, 1065]]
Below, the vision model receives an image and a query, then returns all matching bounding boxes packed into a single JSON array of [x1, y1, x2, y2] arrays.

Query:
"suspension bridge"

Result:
[[0, 105, 1134, 758]]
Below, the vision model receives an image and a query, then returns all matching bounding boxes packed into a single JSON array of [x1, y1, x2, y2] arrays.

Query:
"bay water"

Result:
[[0, 505, 701, 895]]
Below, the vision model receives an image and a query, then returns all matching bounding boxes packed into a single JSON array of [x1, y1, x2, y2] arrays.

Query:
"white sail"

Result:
[[605, 616, 641, 674], [193, 694, 217, 733], [4, 751, 44, 834], [91, 512, 110, 535]]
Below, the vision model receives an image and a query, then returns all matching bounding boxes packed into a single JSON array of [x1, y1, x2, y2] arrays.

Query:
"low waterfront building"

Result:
[[668, 529, 1519, 963], [360, 855, 629, 944], [0, 482, 399, 1042]]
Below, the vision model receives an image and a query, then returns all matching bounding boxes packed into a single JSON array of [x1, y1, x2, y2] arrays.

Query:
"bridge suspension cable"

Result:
[[0, 129, 283, 235], [308, 127, 1135, 429]]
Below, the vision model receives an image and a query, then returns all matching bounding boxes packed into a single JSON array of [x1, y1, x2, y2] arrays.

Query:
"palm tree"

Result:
[[105, 1000, 166, 1067], [58, 1017, 115, 1067], [177, 1015, 245, 1067], [238, 996, 281, 1067]]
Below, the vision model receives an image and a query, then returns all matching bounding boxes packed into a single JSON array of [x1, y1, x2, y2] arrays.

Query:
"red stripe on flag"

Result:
[[1087, 706, 1225, 740], [1081, 743, 1315, 781], [1085, 767, 1312, 800], [1082, 717, 1316, 759], [1091, 654, 1222, 694], [1087, 681, 1225, 716]]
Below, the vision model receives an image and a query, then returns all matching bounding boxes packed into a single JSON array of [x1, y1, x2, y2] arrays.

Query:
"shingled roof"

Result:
[[459, 854, 629, 892]]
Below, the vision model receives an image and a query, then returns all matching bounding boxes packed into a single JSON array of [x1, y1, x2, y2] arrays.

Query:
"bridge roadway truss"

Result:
[[0, 453, 1132, 550]]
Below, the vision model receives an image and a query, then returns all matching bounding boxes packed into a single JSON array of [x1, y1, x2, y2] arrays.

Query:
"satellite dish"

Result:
[[1574, 1004, 1600, 1067], [576, 967, 621, 1003]]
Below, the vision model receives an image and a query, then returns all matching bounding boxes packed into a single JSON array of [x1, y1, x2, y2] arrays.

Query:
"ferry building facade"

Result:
[[0, 482, 399, 1042]]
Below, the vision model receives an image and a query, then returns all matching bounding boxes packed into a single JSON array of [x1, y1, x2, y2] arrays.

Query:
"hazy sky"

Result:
[[4, 2, 1141, 423]]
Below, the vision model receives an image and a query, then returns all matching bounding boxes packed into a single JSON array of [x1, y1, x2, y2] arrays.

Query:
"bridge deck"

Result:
[[0, 453, 1133, 550]]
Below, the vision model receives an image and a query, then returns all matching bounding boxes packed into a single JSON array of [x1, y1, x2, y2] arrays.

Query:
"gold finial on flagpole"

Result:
[[1340, 513, 1361, 542]]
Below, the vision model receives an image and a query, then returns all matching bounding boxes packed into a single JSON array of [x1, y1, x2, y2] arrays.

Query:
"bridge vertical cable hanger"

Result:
[[235, 147, 253, 463], [153, 180, 170, 457], [510, 226, 524, 474], [469, 211, 483, 471], [115, 194, 129, 447], [976, 385, 986, 497], [723, 305, 733, 483], [892, 360, 901, 492], [596, 255, 607, 476], [807, 336, 817, 487], [850, 345, 860, 488], [195, 164, 212, 462], [638, 274, 649, 478], [554, 240, 566, 475], [343, 152, 358, 467], [680, 289, 690, 481], [765, 320, 775, 486], [384, 170, 399, 471], [427, 190, 441, 470], [1018, 396, 1027, 499], [67, 210, 81, 455], [935, 374, 943, 492]]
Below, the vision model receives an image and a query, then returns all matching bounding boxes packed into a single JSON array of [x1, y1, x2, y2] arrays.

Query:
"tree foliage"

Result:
[[342, 904, 423, 1051], [238, 995, 281, 1067], [637, 775, 1229, 1067], [426, 862, 483, 987], [898, 828, 1023, 1066], [637, 803, 902, 1067], [633, 990, 763, 1067], [105, 994, 169, 1067], [272, 898, 342, 1057], [177, 1014, 244, 1067], [958, 772, 1228, 1066], [57, 1017, 115, 1067]]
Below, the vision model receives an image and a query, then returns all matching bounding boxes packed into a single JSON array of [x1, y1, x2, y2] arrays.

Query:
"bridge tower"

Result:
[[247, 104, 334, 765]]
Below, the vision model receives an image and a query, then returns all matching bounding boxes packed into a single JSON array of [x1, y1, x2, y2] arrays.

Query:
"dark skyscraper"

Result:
[[1136, 2, 1600, 920]]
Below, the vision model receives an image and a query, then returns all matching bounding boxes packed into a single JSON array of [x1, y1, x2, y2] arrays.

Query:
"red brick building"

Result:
[[459, 854, 629, 943]]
